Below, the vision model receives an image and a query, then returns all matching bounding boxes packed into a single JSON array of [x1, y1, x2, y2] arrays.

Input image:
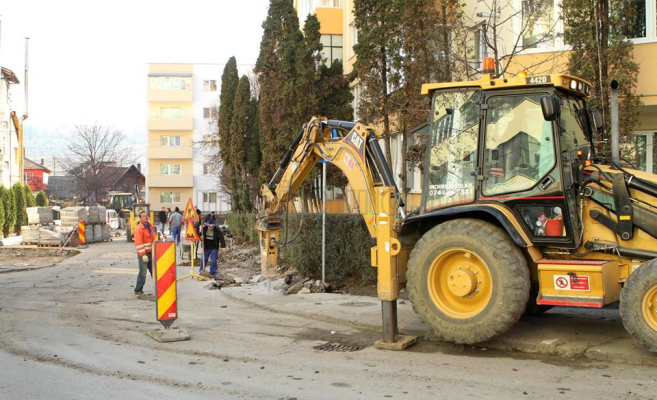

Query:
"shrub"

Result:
[[24, 185, 36, 207], [225, 212, 258, 245], [226, 212, 375, 287], [1, 186, 15, 237], [280, 213, 374, 286], [35, 190, 49, 206], [12, 183, 27, 234]]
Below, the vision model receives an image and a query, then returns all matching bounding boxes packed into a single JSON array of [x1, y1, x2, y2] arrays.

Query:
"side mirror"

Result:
[[540, 96, 560, 121], [590, 109, 603, 132]]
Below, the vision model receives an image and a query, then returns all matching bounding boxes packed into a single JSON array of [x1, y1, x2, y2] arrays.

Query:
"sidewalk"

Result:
[[220, 283, 657, 367]]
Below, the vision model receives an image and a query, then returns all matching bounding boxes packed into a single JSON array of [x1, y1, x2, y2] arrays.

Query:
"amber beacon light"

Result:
[[482, 57, 495, 74]]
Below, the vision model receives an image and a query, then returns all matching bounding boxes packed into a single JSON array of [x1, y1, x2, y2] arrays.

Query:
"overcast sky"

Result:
[[0, 0, 269, 169]]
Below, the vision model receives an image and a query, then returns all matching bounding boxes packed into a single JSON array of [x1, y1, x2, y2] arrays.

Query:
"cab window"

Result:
[[483, 94, 555, 196], [425, 90, 480, 210]]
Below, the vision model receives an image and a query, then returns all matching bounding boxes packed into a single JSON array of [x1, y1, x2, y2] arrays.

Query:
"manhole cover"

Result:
[[339, 301, 377, 308], [313, 342, 365, 352]]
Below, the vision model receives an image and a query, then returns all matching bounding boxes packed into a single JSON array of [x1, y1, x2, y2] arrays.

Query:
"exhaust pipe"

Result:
[[610, 80, 620, 168]]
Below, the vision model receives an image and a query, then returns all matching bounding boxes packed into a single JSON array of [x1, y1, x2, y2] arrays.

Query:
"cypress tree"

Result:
[[255, 0, 307, 182], [229, 76, 255, 212], [1, 187, 15, 237], [24, 185, 36, 207], [218, 57, 240, 166], [0, 188, 5, 237], [353, 0, 403, 165], [36, 190, 49, 206], [561, 0, 641, 149], [318, 60, 353, 120], [12, 183, 27, 234]]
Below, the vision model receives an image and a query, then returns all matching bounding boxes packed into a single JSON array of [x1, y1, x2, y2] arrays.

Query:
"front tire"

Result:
[[620, 259, 657, 353], [407, 219, 530, 344]]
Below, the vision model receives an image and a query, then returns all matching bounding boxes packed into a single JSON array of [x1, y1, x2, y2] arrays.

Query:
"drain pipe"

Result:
[[610, 80, 620, 168]]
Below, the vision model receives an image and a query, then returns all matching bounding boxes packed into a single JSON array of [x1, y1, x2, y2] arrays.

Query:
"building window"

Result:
[[620, 0, 653, 39], [203, 192, 217, 203], [203, 80, 218, 91], [160, 191, 181, 203], [149, 76, 191, 90], [633, 132, 656, 173], [160, 107, 182, 118], [321, 34, 343, 67], [521, 0, 556, 49], [203, 107, 218, 119], [160, 135, 181, 147], [26, 172, 33, 183], [352, 82, 362, 121], [203, 163, 212, 175], [160, 164, 181, 175], [318, 0, 343, 7]]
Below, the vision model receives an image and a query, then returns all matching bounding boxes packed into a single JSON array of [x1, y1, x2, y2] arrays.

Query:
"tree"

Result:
[[1, 186, 15, 237], [36, 190, 49, 206], [24, 185, 36, 207], [0, 188, 5, 237], [218, 57, 240, 167], [255, 0, 308, 182], [318, 60, 353, 121], [229, 76, 261, 212], [561, 0, 642, 152], [12, 183, 27, 234], [216, 57, 242, 212], [353, 0, 403, 165], [59, 124, 134, 204]]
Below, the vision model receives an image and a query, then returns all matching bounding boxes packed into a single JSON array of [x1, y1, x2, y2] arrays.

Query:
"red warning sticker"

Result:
[[553, 275, 590, 291]]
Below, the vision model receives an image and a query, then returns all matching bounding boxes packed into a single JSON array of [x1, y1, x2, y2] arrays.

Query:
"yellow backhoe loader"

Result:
[[256, 58, 657, 353]]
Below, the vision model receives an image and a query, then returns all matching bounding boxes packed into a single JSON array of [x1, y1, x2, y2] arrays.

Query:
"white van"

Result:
[[106, 209, 119, 229]]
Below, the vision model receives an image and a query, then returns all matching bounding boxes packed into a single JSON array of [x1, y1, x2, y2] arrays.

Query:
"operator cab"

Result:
[[421, 59, 596, 249]]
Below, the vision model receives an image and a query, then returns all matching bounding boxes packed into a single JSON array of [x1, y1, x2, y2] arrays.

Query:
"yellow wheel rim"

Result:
[[427, 248, 493, 319], [642, 285, 657, 332]]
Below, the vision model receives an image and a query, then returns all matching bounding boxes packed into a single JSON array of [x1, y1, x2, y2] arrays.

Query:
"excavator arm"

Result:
[[256, 117, 415, 349]]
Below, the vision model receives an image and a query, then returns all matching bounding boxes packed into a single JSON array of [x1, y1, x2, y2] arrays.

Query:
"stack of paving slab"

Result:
[[22, 206, 63, 246], [27, 207, 54, 225], [58, 206, 110, 244], [61, 207, 88, 227], [21, 225, 40, 244]]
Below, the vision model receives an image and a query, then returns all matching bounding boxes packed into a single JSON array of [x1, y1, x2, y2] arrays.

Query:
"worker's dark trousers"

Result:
[[134, 253, 152, 293]]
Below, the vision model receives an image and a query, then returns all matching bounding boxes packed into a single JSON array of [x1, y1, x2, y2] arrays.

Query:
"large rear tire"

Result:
[[126, 225, 133, 243], [620, 259, 657, 353], [407, 219, 530, 344]]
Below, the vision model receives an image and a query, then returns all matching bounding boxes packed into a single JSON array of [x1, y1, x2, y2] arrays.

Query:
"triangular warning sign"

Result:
[[183, 198, 199, 222], [184, 222, 200, 242]]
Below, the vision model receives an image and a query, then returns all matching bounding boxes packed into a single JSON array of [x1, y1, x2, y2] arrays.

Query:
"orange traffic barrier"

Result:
[[78, 221, 86, 245], [153, 240, 177, 328]]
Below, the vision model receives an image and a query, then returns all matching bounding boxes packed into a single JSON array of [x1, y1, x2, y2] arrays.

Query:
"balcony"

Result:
[[148, 175, 193, 188], [148, 90, 193, 103], [147, 146, 193, 159], [148, 118, 193, 131]]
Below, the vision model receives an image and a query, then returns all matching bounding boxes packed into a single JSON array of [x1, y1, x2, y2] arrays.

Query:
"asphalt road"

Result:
[[0, 241, 655, 400]]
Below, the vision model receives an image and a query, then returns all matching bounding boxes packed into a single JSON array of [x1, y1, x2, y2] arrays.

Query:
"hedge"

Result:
[[1, 186, 15, 237], [24, 185, 36, 207], [12, 183, 28, 234], [35, 190, 49, 206], [227, 212, 375, 286]]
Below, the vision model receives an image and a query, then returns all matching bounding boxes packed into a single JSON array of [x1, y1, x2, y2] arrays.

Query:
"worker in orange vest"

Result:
[[133, 210, 155, 299]]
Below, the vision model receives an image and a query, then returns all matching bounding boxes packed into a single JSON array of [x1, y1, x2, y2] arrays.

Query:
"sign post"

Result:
[[177, 199, 204, 281], [78, 220, 86, 245], [146, 239, 190, 342]]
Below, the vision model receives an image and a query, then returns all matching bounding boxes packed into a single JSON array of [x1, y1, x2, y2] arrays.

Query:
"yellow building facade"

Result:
[[146, 64, 195, 211]]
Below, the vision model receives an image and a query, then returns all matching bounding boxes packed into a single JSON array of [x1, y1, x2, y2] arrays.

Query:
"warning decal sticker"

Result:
[[553, 275, 590, 291]]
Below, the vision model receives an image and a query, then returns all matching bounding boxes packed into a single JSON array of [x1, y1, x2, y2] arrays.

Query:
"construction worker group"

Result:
[[132, 208, 227, 299]]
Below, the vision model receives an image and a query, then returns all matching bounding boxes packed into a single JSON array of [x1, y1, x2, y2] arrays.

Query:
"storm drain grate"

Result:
[[313, 342, 365, 352]]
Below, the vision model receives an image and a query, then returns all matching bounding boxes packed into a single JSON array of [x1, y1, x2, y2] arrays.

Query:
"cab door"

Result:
[[479, 91, 576, 247]]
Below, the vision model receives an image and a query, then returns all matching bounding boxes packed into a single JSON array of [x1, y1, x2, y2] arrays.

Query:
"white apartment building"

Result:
[[0, 67, 22, 188]]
